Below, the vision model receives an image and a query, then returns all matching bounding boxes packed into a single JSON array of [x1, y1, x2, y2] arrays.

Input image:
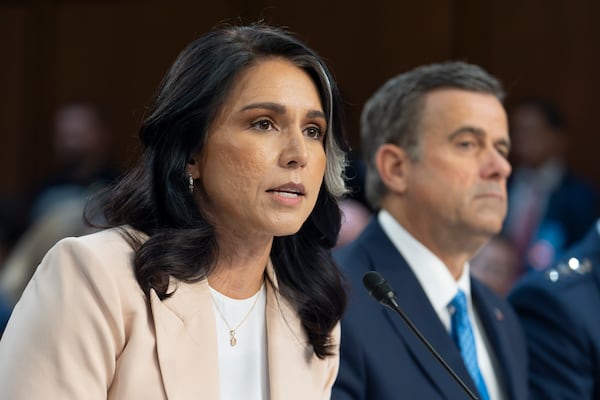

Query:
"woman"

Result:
[[0, 24, 348, 399]]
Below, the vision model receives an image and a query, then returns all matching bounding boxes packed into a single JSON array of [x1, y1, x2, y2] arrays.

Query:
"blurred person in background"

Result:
[[510, 218, 600, 399], [503, 98, 600, 273], [0, 196, 27, 267], [336, 197, 371, 248], [0, 196, 28, 334], [470, 234, 522, 297], [29, 100, 120, 222], [0, 101, 119, 308], [0, 196, 98, 307], [336, 152, 372, 248]]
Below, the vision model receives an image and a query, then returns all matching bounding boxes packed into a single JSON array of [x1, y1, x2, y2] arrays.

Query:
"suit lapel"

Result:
[[471, 281, 516, 399], [150, 279, 220, 400], [361, 221, 478, 398]]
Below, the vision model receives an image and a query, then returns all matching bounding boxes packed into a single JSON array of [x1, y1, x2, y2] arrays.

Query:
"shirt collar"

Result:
[[378, 209, 471, 314]]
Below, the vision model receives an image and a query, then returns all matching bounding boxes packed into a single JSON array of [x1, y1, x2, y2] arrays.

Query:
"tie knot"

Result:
[[449, 289, 468, 316]]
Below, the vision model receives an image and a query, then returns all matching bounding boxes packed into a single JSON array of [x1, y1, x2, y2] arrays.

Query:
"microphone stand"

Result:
[[363, 270, 480, 399], [384, 296, 479, 400]]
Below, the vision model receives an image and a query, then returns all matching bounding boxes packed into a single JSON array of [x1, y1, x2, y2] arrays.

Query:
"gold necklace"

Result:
[[210, 287, 262, 347]]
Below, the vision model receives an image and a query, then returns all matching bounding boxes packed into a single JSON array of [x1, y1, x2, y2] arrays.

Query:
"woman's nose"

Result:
[[280, 130, 309, 168]]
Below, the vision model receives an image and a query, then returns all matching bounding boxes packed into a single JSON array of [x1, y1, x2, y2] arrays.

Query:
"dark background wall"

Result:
[[2, 0, 599, 196]]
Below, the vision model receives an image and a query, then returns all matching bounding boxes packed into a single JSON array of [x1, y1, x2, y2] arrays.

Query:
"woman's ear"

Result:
[[186, 153, 201, 179], [375, 143, 410, 194]]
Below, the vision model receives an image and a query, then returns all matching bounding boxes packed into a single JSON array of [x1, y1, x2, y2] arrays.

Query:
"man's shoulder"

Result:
[[509, 256, 599, 310], [527, 257, 594, 287], [333, 217, 389, 260], [333, 238, 372, 280]]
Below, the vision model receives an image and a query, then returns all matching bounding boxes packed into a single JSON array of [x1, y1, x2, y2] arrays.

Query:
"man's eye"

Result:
[[497, 148, 510, 159], [458, 141, 477, 149]]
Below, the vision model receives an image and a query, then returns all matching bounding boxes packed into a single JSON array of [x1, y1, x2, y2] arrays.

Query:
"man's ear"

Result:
[[375, 143, 410, 194]]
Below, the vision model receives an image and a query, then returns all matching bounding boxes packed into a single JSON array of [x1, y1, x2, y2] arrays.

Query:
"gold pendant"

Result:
[[229, 330, 237, 347]]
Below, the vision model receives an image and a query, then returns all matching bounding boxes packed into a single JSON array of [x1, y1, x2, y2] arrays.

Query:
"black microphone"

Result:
[[362, 271, 479, 400]]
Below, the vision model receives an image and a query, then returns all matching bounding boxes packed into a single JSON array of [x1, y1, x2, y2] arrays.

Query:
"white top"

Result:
[[209, 283, 269, 400], [379, 210, 506, 400]]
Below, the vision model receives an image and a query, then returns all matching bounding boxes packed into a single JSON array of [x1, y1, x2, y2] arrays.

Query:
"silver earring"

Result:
[[188, 174, 194, 193]]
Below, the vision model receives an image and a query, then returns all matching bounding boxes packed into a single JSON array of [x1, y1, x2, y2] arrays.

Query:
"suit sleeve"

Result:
[[509, 281, 595, 400], [0, 237, 126, 399]]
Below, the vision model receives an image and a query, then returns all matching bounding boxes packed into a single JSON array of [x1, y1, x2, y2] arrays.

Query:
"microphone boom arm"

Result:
[[362, 271, 479, 400]]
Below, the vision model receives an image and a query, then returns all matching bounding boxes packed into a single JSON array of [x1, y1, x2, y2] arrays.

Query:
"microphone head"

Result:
[[362, 271, 395, 306]]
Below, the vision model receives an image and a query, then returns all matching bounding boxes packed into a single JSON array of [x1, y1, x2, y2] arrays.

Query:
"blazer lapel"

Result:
[[150, 261, 336, 400], [363, 222, 478, 398], [150, 279, 220, 400], [265, 264, 336, 400]]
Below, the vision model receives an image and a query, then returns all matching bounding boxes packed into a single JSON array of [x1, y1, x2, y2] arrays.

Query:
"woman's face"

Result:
[[190, 57, 327, 241]]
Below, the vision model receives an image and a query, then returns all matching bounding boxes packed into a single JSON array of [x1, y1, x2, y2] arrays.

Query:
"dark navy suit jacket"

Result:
[[332, 218, 529, 400], [541, 172, 600, 249], [510, 223, 600, 400]]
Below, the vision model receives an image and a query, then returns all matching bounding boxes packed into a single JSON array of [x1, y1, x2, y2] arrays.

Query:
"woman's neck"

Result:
[[208, 236, 272, 299]]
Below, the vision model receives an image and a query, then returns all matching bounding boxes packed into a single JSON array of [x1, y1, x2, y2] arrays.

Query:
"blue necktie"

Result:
[[449, 290, 490, 400]]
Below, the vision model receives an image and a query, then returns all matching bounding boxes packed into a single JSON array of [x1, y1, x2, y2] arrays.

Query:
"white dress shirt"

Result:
[[378, 210, 506, 400]]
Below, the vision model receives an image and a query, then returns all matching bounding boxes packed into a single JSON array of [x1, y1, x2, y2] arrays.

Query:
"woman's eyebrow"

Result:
[[307, 110, 326, 120], [240, 102, 286, 114], [240, 102, 326, 120]]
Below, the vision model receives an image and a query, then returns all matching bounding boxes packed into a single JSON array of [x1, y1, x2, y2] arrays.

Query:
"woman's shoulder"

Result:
[[54, 226, 143, 258], [40, 226, 145, 293]]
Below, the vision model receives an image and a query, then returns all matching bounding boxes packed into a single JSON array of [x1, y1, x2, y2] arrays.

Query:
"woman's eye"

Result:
[[251, 119, 275, 131], [305, 126, 323, 139]]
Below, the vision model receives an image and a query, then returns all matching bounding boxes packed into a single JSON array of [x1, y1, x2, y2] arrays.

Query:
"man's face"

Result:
[[402, 89, 512, 246]]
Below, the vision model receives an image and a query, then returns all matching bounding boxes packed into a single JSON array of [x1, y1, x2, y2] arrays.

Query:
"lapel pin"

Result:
[[494, 308, 504, 321]]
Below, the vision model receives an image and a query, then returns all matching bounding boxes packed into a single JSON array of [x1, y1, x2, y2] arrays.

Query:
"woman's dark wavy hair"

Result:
[[92, 24, 349, 358]]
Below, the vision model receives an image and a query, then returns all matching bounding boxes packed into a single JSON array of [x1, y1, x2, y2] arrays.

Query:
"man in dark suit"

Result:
[[332, 61, 528, 400], [509, 220, 600, 399]]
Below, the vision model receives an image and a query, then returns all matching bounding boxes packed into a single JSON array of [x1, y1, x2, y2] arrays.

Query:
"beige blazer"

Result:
[[0, 228, 340, 399]]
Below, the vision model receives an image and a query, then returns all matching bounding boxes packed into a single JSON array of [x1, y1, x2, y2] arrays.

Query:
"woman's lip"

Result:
[[268, 190, 304, 205], [267, 182, 306, 195]]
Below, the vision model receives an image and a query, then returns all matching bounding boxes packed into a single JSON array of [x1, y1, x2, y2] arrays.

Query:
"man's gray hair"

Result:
[[361, 61, 505, 209]]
